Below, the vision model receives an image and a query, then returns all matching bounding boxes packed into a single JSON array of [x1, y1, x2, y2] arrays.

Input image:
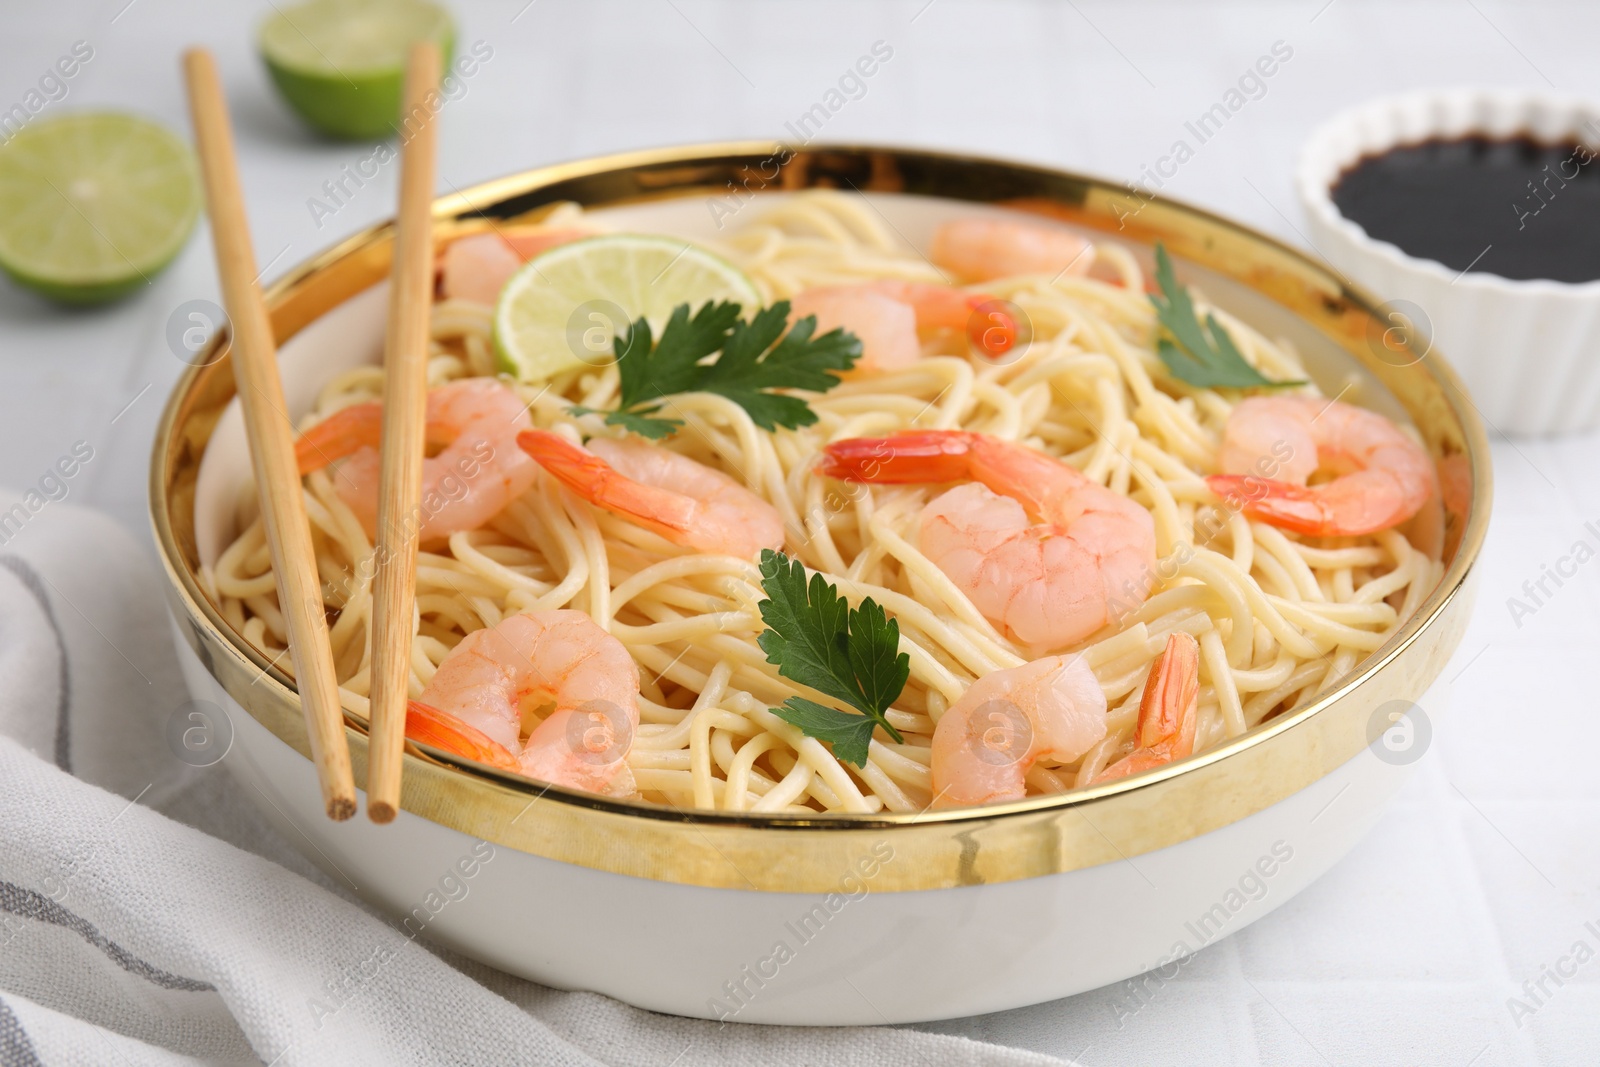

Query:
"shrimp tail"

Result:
[[821, 429, 1064, 514], [965, 299, 1020, 360], [294, 402, 383, 473], [1094, 632, 1199, 783], [1206, 475, 1334, 535], [405, 700, 521, 773], [517, 430, 697, 542], [819, 430, 978, 483], [1135, 632, 1200, 753]]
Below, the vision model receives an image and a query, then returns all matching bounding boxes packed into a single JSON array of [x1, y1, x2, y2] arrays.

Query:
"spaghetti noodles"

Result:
[[206, 191, 1442, 814]]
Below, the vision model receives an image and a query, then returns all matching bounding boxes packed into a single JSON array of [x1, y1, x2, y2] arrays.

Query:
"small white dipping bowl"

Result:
[[1298, 88, 1600, 436]]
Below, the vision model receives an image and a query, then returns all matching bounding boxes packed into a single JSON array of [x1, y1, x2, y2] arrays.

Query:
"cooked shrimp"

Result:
[[438, 228, 590, 305], [788, 280, 1020, 370], [1093, 632, 1199, 783], [930, 654, 1107, 808], [517, 430, 784, 559], [294, 378, 539, 542], [405, 609, 641, 795], [821, 430, 1157, 649], [788, 286, 919, 374], [930, 217, 1094, 284], [1206, 396, 1437, 536]]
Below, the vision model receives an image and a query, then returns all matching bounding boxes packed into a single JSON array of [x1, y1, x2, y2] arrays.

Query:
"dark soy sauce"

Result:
[[1330, 135, 1600, 283]]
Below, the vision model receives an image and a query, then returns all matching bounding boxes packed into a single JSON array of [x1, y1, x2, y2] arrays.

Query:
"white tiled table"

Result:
[[2, 2, 1595, 1063]]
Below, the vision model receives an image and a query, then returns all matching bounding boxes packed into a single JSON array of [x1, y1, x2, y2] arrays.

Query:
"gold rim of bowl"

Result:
[[150, 142, 1492, 893]]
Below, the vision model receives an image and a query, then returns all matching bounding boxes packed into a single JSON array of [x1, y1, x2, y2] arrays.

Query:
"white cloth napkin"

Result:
[[0, 495, 1065, 1067]]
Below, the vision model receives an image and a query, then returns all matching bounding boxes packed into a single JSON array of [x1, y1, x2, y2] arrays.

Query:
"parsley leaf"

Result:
[[1150, 243, 1304, 390], [756, 549, 908, 767], [573, 404, 681, 440], [766, 698, 880, 766], [591, 300, 861, 438]]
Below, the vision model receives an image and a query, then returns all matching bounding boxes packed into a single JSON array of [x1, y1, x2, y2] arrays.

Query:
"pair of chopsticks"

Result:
[[184, 44, 440, 823]]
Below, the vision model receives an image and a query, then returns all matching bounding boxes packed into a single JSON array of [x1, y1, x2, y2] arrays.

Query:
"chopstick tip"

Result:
[[327, 795, 358, 821], [367, 799, 398, 824]]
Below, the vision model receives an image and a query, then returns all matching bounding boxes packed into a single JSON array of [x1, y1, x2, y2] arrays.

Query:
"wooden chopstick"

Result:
[[182, 49, 357, 821], [365, 42, 442, 824]]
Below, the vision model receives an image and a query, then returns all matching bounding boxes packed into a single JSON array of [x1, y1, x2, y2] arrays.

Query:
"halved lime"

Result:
[[259, 0, 455, 140], [0, 112, 200, 305], [493, 234, 763, 382]]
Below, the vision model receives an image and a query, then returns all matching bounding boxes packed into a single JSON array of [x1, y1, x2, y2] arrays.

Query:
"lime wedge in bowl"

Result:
[[493, 234, 763, 382], [0, 112, 200, 305], [259, 0, 455, 140]]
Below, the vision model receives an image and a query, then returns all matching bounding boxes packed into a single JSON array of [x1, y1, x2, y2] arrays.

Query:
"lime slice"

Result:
[[259, 0, 455, 140], [493, 234, 763, 382], [0, 112, 200, 305]]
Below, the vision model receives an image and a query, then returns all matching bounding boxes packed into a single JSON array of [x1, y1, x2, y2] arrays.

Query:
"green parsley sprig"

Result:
[[756, 549, 909, 768], [575, 300, 861, 439], [1150, 243, 1304, 390]]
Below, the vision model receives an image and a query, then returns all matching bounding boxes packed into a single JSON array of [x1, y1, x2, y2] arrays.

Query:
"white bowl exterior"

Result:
[[1297, 88, 1600, 436], [175, 626, 1433, 1024]]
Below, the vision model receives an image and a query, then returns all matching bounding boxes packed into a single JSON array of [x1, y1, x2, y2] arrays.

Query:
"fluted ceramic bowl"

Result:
[[1298, 87, 1600, 435], [151, 144, 1489, 1025]]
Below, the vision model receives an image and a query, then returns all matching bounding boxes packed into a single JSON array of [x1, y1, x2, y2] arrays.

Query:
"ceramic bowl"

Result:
[[150, 143, 1490, 1024]]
